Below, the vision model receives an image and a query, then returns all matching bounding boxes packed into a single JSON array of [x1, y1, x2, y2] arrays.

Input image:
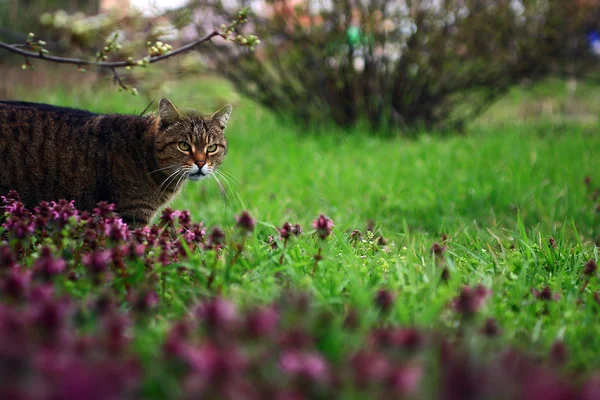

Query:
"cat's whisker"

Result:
[[148, 164, 181, 175], [155, 171, 182, 201], [221, 170, 242, 183], [173, 169, 190, 192], [153, 167, 183, 200], [214, 170, 238, 199], [214, 170, 246, 210], [154, 168, 181, 193], [218, 169, 241, 184], [210, 172, 232, 206]]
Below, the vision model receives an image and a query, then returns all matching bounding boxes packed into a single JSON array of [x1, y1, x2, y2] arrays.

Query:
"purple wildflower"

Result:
[[132, 227, 149, 244], [532, 286, 560, 301], [441, 267, 450, 281], [351, 351, 390, 386], [388, 363, 423, 394], [4, 216, 34, 240], [94, 294, 116, 316], [292, 224, 303, 236], [245, 306, 279, 338], [178, 210, 192, 230], [280, 351, 328, 382], [279, 222, 293, 240], [452, 284, 492, 317], [313, 214, 334, 239], [0, 244, 17, 269], [79, 210, 91, 222], [163, 321, 191, 357], [343, 308, 359, 330], [33, 246, 66, 281], [103, 313, 131, 354], [549, 341, 568, 365], [133, 290, 159, 314], [181, 342, 247, 386], [33, 299, 68, 337], [584, 259, 598, 276], [191, 223, 206, 242], [278, 329, 312, 350], [196, 297, 238, 332], [51, 199, 78, 223], [207, 227, 226, 250], [106, 218, 130, 242], [392, 328, 423, 351], [349, 230, 363, 244], [431, 242, 446, 258], [1, 190, 21, 203], [93, 201, 115, 219], [160, 208, 180, 227], [82, 250, 112, 275], [481, 318, 501, 337], [582, 374, 600, 400], [2, 197, 28, 218], [236, 211, 256, 233], [375, 289, 396, 312], [127, 243, 146, 260], [2, 267, 31, 300], [267, 235, 278, 249], [28, 284, 55, 303], [33, 201, 52, 229]]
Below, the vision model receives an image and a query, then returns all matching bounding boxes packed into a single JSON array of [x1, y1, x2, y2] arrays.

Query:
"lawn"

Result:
[[3, 74, 600, 397]]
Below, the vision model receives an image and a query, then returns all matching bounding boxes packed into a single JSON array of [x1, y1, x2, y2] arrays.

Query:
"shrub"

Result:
[[192, 0, 600, 133]]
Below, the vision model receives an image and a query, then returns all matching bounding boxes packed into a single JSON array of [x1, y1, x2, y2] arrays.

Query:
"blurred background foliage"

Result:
[[2, 0, 600, 134], [192, 0, 600, 132]]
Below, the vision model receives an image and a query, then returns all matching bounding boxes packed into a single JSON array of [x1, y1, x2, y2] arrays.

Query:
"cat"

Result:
[[0, 98, 232, 227]]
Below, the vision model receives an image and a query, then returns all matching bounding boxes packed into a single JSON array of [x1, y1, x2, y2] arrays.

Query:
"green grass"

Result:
[[8, 75, 600, 371]]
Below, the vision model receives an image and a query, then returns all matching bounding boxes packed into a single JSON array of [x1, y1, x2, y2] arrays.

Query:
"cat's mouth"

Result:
[[187, 164, 213, 181], [188, 171, 207, 181]]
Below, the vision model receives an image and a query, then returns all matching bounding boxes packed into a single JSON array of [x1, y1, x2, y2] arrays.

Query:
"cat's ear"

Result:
[[211, 104, 233, 129], [158, 98, 181, 125]]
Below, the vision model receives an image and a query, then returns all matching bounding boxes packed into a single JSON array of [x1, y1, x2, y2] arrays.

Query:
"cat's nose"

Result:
[[196, 160, 206, 169]]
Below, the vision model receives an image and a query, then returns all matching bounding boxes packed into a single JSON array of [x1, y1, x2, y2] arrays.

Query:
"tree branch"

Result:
[[111, 67, 128, 90], [0, 30, 223, 69]]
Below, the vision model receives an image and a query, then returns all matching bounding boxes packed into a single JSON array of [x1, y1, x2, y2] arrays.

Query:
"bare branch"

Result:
[[0, 31, 223, 70], [111, 67, 128, 90]]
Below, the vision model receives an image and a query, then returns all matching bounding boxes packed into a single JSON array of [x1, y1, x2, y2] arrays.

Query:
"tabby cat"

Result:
[[0, 98, 232, 227]]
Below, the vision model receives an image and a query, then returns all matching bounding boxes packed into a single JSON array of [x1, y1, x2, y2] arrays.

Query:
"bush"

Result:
[[191, 0, 600, 133]]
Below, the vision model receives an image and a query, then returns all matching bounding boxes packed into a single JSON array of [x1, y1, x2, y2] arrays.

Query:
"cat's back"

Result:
[[0, 100, 97, 124], [0, 100, 102, 142], [0, 101, 105, 209]]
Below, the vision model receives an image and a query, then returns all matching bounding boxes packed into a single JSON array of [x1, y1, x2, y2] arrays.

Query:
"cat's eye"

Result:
[[178, 141, 190, 152], [206, 144, 217, 153]]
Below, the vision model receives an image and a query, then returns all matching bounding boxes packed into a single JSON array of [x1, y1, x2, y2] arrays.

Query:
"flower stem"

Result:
[[279, 239, 288, 264], [311, 246, 322, 277]]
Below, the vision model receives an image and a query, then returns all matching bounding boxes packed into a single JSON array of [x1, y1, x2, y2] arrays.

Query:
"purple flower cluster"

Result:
[[2, 192, 600, 398], [313, 214, 333, 240], [160, 294, 600, 399], [0, 274, 598, 399], [1, 192, 210, 277], [452, 284, 492, 317], [0, 285, 139, 398]]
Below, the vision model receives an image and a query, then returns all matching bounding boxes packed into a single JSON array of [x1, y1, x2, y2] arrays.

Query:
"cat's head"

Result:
[[153, 98, 231, 182]]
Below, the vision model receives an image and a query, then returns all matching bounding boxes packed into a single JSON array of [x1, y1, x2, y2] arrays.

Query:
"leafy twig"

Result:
[[0, 31, 222, 69]]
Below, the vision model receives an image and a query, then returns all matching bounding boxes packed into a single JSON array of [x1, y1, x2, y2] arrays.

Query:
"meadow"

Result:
[[2, 74, 600, 398]]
